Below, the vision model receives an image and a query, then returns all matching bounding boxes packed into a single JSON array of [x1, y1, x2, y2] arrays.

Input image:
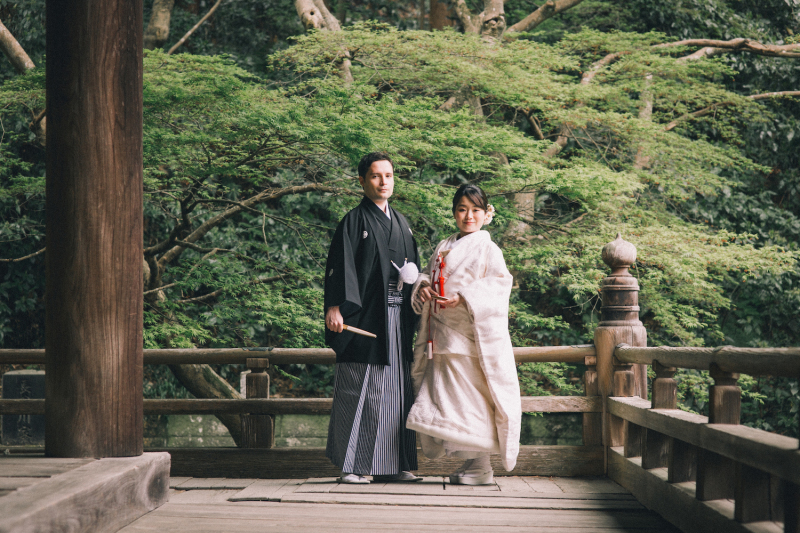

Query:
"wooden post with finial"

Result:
[[594, 234, 647, 469]]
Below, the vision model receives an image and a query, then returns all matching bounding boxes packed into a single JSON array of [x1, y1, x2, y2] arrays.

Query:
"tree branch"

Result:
[[581, 52, 624, 85], [167, 0, 223, 55], [447, 0, 479, 33], [664, 91, 800, 131], [179, 275, 284, 304], [0, 18, 35, 74], [507, 0, 586, 34], [0, 247, 45, 263], [156, 183, 350, 269], [654, 38, 800, 59]]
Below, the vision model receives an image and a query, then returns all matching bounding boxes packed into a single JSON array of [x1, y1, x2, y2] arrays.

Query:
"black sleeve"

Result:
[[324, 212, 362, 319]]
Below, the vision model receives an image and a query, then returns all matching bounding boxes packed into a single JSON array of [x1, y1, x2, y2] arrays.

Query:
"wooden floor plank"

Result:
[[553, 477, 629, 494], [169, 489, 243, 504], [0, 458, 95, 478], [173, 478, 226, 489], [119, 513, 676, 532], [495, 476, 533, 492], [278, 492, 645, 510], [228, 479, 295, 501], [269, 479, 305, 501], [327, 478, 446, 494], [520, 476, 564, 493], [0, 476, 43, 490], [281, 478, 635, 500], [168, 477, 192, 488], [124, 501, 673, 529], [296, 477, 339, 493]]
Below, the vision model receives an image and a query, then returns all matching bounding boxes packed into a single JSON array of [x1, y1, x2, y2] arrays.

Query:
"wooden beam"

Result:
[[0, 453, 169, 533], [608, 396, 800, 485], [615, 345, 800, 377], [160, 445, 605, 478], [0, 395, 602, 416], [45, 0, 143, 457], [0, 344, 596, 366], [607, 447, 764, 533]]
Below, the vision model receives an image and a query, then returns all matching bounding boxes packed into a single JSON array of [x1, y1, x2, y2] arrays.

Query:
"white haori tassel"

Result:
[[391, 259, 419, 291]]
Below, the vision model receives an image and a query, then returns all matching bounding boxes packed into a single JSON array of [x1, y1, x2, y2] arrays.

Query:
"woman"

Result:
[[407, 184, 521, 485]]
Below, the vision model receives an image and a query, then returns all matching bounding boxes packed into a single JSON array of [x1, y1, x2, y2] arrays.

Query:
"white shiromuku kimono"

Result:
[[406, 230, 521, 471]]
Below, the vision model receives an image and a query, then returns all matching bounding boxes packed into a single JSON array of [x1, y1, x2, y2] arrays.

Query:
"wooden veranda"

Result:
[[0, 0, 799, 531]]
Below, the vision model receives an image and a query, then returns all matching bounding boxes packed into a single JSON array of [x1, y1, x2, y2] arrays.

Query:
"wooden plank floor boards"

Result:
[[120, 476, 680, 532]]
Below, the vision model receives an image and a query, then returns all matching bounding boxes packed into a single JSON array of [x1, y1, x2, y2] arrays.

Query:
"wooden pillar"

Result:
[[696, 364, 740, 500], [594, 234, 647, 469], [241, 358, 274, 448], [642, 361, 676, 469], [45, 0, 143, 457]]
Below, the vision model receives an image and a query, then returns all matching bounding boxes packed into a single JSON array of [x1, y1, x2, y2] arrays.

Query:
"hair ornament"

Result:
[[485, 204, 495, 224]]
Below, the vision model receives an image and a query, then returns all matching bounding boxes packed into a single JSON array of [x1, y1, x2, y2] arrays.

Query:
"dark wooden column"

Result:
[[45, 0, 143, 457], [594, 234, 647, 466]]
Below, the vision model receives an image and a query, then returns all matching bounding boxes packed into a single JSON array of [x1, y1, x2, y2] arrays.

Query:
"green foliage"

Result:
[[1, 3, 798, 422]]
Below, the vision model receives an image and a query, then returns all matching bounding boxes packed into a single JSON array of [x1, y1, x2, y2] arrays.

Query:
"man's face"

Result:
[[359, 160, 394, 202]]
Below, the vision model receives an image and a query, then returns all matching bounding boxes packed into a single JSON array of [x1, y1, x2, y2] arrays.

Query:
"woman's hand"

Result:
[[417, 285, 438, 303], [438, 293, 462, 309]]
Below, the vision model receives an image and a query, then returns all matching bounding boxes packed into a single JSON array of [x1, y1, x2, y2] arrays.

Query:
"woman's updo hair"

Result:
[[452, 184, 489, 213]]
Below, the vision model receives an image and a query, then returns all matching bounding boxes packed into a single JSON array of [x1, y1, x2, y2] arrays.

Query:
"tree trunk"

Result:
[[168, 364, 244, 446], [293, 0, 352, 82], [0, 18, 35, 73], [45, 0, 144, 457], [295, 0, 341, 31], [430, 0, 454, 30], [480, 0, 505, 40], [143, 0, 176, 50]]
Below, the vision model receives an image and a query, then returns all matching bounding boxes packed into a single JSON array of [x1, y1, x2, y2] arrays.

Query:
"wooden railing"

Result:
[[0, 344, 604, 478], [591, 235, 800, 533], [606, 344, 800, 533], [2, 234, 798, 533]]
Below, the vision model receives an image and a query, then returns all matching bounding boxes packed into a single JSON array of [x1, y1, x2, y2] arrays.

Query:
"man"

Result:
[[324, 152, 421, 484]]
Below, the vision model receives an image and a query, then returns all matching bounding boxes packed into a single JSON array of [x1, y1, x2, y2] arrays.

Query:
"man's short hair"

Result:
[[358, 152, 394, 178]]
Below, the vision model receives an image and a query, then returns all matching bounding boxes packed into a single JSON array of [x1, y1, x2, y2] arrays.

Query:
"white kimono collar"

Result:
[[438, 230, 491, 274]]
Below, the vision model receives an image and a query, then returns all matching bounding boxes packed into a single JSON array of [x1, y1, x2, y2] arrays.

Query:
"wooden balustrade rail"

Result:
[[0, 396, 602, 416], [0, 344, 596, 366], [615, 344, 800, 377]]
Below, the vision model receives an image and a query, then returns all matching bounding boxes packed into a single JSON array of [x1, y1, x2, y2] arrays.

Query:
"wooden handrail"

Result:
[[614, 344, 800, 377], [0, 344, 596, 366], [608, 396, 800, 486], [0, 395, 601, 416]]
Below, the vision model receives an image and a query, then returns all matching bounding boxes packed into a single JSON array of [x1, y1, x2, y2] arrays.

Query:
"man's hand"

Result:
[[326, 306, 344, 333], [417, 285, 438, 303]]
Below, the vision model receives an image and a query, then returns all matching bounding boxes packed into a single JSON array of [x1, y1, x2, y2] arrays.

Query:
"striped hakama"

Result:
[[326, 283, 417, 475]]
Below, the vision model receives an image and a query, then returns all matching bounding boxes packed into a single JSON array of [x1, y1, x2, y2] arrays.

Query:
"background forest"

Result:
[[1, 0, 799, 442]]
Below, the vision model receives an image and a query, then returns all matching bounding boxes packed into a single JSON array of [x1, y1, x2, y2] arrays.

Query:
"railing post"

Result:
[[696, 363, 740, 501], [594, 234, 647, 470], [642, 361, 676, 469], [663, 356, 696, 484], [583, 355, 602, 448], [241, 357, 273, 448]]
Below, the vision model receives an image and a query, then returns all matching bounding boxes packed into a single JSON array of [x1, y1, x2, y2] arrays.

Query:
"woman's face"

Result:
[[454, 195, 486, 237]]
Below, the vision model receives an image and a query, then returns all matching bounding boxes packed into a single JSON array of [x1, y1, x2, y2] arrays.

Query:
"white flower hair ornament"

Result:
[[484, 204, 495, 225]]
